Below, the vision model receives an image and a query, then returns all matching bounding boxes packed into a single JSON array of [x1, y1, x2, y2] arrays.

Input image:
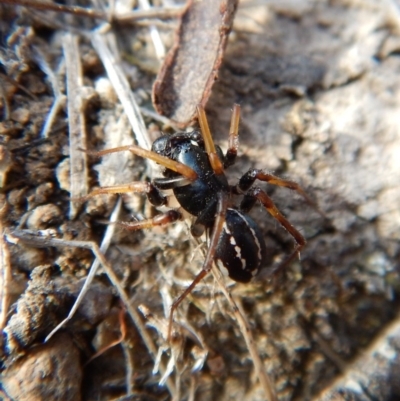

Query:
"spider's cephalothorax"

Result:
[[152, 131, 230, 224], [84, 104, 310, 335]]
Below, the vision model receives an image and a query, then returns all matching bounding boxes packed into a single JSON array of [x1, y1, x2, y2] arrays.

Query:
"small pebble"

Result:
[[26, 204, 62, 229], [10, 107, 30, 125], [2, 333, 82, 401], [0, 144, 11, 187], [55, 158, 70, 192]]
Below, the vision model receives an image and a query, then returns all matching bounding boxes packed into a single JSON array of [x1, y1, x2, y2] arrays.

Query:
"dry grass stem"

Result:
[[63, 33, 89, 219]]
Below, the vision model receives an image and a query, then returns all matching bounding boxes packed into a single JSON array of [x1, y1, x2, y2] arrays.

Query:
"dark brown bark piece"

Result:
[[152, 0, 238, 127]]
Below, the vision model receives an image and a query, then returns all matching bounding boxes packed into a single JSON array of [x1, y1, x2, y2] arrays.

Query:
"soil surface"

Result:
[[1, 1, 400, 401]]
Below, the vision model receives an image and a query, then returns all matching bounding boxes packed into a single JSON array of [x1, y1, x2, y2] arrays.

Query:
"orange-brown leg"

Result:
[[225, 103, 241, 168], [77, 179, 181, 232], [168, 192, 229, 340], [238, 169, 325, 217], [79, 181, 151, 198], [114, 210, 181, 231], [85, 144, 198, 181], [196, 103, 241, 171], [196, 104, 225, 175], [74, 180, 167, 207], [243, 187, 306, 270]]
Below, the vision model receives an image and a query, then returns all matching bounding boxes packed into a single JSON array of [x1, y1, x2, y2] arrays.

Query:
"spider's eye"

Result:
[[190, 131, 203, 144]]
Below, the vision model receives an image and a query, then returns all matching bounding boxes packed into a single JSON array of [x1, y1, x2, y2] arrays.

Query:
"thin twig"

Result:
[[115, 7, 182, 23], [0, 228, 11, 330], [122, 335, 134, 396], [44, 197, 123, 341], [1, 0, 182, 22], [1, 0, 106, 19], [90, 31, 151, 151], [140, 106, 175, 127], [137, 0, 166, 59], [62, 33, 89, 219], [31, 47, 65, 138]]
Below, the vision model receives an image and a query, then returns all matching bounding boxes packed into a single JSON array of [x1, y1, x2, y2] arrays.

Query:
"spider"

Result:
[[85, 104, 315, 337]]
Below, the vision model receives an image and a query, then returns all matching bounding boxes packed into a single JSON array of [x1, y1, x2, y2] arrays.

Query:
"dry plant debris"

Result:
[[1, 1, 400, 401], [152, 0, 239, 127]]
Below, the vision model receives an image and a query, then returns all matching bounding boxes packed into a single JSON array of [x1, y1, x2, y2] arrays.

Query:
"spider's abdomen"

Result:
[[215, 209, 267, 283]]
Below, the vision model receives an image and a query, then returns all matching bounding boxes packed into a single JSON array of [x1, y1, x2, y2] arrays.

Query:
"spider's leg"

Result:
[[189, 200, 219, 237], [196, 104, 224, 175], [237, 169, 325, 218], [224, 103, 241, 169], [74, 181, 167, 207], [115, 210, 181, 230], [168, 192, 229, 340], [153, 176, 192, 190], [241, 187, 306, 270], [85, 145, 197, 181]]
